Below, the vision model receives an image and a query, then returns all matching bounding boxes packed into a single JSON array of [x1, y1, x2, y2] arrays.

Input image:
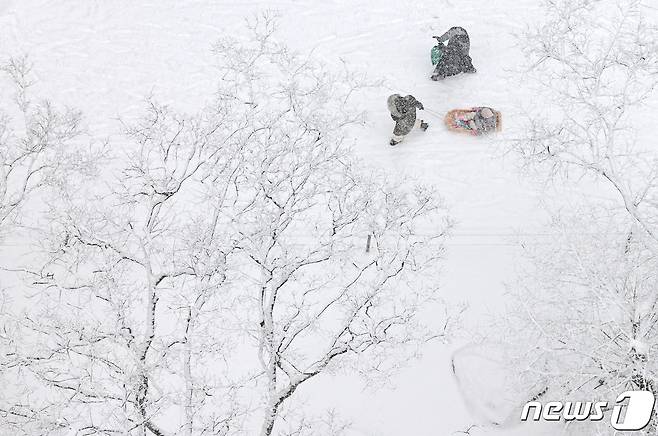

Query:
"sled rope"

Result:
[[421, 107, 444, 118]]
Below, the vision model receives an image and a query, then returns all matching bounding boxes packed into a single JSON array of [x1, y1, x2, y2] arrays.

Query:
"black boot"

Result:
[[390, 138, 401, 146], [420, 121, 429, 131]]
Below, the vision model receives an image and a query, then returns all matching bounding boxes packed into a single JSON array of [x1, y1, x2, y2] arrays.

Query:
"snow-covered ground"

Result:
[[0, 0, 570, 434]]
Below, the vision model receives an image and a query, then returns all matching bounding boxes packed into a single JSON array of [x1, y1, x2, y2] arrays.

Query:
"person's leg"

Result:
[[413, 118, 429, 131], [391, 118, 413, 145], [431, 62, 445, 80], [390, 134, 404, 146]]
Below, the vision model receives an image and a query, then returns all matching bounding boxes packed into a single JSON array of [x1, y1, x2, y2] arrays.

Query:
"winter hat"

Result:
[[388, 94, 401, 103]]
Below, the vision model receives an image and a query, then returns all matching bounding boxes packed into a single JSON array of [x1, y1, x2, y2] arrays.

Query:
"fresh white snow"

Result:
[[0, 0, 577, 434]]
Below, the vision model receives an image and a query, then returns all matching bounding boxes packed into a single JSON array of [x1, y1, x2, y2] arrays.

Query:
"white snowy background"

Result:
[[1, 0, 657, 435]]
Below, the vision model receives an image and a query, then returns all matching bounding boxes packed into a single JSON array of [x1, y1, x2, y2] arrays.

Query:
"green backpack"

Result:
[[431, 44, 444, 65]]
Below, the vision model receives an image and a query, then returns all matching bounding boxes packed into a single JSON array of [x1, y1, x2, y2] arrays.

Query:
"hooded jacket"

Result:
[[387, 94, 423, 136], [431, 28, 476, 80]]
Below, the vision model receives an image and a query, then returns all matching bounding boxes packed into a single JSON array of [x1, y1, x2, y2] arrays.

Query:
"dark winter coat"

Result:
[[431, 28, 476, 80], [387, 94, 423, 136], [434, 26, 470, 53]]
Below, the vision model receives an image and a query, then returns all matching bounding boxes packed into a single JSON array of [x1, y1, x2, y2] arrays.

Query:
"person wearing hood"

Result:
[[431, 26, 476, 80], [387, 94, 428, 146]]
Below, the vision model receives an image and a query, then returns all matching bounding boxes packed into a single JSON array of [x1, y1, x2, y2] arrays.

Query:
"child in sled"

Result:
[[387, 94, 429, 146], [444, 107, 501, 135]]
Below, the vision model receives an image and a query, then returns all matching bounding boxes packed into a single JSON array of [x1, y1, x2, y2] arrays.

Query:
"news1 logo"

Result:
[[521, 391, 656, 431]]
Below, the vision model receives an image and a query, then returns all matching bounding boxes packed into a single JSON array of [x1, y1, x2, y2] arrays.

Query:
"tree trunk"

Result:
[[259, 402, 278, 436]]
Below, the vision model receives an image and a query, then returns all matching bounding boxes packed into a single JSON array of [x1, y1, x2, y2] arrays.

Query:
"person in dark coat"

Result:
[[387, 94, 428, 146], [431, 27, 476, 81]]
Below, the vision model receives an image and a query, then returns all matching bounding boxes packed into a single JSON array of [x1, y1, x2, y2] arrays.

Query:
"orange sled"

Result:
[[444, 107, 502, 135]]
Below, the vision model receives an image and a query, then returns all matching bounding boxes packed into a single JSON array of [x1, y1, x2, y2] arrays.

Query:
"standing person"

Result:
[[387, 94, 429, 146], [431, 27, 476, 80]]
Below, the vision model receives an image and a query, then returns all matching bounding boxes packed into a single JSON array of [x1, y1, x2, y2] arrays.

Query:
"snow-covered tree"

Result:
[[0, 56, 100, 236], [0, 94, 247, 435], [211, 16, 453, 435], [501, 207, 658, 435], [513, 0, 658, 250], [0, 16, 453, 436], [489, 0, 658, 433]]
